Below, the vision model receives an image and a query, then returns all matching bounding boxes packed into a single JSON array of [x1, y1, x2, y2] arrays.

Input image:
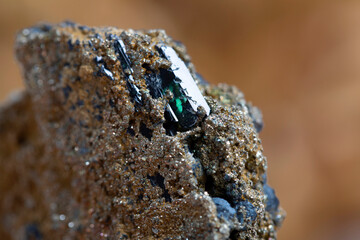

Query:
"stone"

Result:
[[0, 22, 285, 239]]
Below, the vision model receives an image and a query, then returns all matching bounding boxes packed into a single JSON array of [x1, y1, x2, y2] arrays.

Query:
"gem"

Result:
[[156, 45, 210, 131]]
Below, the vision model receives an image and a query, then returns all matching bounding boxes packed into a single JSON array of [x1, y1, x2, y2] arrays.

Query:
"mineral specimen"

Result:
[[0, 22, 285, 239]]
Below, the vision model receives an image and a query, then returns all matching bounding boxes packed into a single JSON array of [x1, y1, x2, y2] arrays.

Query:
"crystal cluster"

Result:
[[0, 22, 285, 239]]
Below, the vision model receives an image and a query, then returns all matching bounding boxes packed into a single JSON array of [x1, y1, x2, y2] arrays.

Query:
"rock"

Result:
[[0, 22, 285, 239]]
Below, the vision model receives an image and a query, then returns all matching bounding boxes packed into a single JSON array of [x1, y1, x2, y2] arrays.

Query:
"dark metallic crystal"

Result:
[[114, 39, 142, 106]]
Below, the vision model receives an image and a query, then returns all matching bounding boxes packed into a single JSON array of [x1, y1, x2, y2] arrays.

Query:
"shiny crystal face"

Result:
[[157, 45, 210, 133], [114, 38, 210, 135], [114, 40, 142, 106]]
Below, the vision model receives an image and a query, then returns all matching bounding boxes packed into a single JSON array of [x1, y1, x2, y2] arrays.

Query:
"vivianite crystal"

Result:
[[114, 38, 210, 135], [114, 39, 142, 106], [156, 44, 210, 130], [0, 22, 285, 240]]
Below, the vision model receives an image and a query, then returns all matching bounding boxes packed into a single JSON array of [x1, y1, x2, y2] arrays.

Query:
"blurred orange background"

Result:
[[1, 0, 360, 239]]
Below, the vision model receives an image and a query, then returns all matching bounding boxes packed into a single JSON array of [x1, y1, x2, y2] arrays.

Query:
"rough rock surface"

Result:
[[0, 22, 285, 239]]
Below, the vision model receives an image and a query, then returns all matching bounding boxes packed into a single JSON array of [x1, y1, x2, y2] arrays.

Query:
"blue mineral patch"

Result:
[[62, 85, 72, 100], [88, 40, 93, 48], [67, 39, 74, 51], [91, 33, 103, 41], [26, 24, 52, 34], [109, 98, 115, 108], [264, 184, 280, 217], [225, 183, 243, 203], [212, 197, 236, 221], [262, 173, 268, 184], [78, 25, 89, 31], [60, 20, 76, 28], [236, 200, 257, 225], [67, 39, 80, 51], [95, 114, 103, 121], [105, 33, 116, 41], [191, 158, 204, 179], [224, 174, 231, 182], [25, 223, 42, 240], [78, 147, 90, 155], [76, 100, 84, 106]]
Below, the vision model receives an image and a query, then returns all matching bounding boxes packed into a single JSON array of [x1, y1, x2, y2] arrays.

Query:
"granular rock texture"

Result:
[[0, 22, 285, 239]]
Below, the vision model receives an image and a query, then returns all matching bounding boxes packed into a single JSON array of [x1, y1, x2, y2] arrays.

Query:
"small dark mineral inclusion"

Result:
[[25, 224, 42, 240]]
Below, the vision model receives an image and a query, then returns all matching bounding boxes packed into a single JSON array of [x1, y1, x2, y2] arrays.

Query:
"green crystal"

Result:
[[175, 98, 183, 113], [156, 44, 211, 132]]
